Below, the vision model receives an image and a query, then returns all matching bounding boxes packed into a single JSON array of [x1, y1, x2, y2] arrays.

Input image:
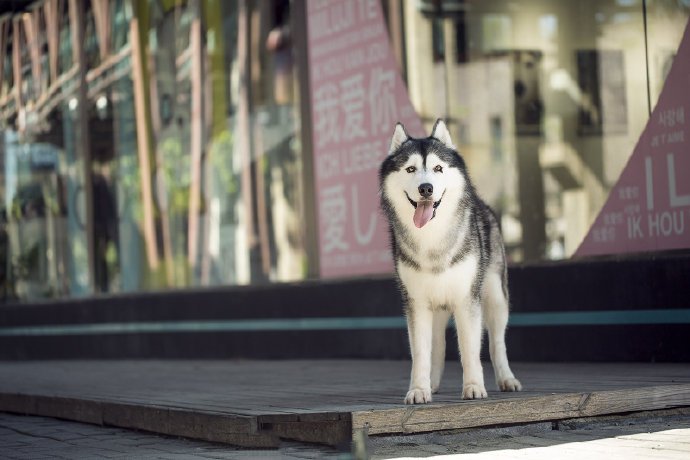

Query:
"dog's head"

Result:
[[379, 119, 468, 229]]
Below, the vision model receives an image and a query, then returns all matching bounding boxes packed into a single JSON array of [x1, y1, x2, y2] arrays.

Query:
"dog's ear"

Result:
[[388, 123, 409, 155], [430, 119, 455, 149]]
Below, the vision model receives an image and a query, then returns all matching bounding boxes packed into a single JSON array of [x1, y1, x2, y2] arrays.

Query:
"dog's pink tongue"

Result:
[[413, 201, 434, 228]]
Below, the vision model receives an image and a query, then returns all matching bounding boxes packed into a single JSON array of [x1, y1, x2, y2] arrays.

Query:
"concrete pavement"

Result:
[[0, 412, 343, 459], [2, 409, 690, 459]]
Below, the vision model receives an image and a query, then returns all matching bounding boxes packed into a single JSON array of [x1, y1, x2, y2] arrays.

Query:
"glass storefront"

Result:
[[1, 0, 307, 300], [0, 0, 688, 301], [399, 0, 689, 262]]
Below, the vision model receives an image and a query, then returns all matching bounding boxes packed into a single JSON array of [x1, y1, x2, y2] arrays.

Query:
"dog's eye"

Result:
[[434, 165, 443, 173], [405, 166, 416, 173]]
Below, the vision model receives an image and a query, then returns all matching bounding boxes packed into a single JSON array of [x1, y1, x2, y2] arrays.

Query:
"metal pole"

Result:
[[291, 0, 320, 278]]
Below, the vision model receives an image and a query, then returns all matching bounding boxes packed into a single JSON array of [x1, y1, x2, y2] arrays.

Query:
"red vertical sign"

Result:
[[307, 0, 424, 277], [576, 19, 690, 257]]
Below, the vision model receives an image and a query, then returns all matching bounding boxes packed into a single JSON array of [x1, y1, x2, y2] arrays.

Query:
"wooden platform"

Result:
[[0, 360, 689, 448]]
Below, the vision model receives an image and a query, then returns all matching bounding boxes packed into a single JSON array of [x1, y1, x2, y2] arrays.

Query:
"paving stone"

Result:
[[3, 409, 690, 459]]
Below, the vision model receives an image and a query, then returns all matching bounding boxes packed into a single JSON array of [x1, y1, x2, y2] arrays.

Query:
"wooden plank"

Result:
[[0, 393, 103, 425], [0, 392, 352, 447], [103, 403, 279, 448], [2, 361, 690, 447], [258, 418, 352, 446], [0, 392, 279, 449], [583, 385, 690, 414], [353, 392, 588, 435], [256, 412, 352, 446], [352, 384, 690, 435]]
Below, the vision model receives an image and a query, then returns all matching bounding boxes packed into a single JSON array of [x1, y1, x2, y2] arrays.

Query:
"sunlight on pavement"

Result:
[[387, 428, 690, 460]]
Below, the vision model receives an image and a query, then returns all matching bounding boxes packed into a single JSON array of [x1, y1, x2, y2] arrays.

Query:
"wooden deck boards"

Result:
[[0, 360, 689, 447]]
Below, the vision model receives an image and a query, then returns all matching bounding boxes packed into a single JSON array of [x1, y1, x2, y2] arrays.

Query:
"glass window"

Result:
[[0, 0, 688, 301], [0, 0, 307, 301], [401, 0, 690, 262]]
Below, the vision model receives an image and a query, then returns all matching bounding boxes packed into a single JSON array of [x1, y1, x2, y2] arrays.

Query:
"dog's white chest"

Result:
[[398, 254, 477, 307]]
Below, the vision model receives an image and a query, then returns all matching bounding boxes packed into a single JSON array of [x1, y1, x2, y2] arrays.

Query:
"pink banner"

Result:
[[307, 0, 424, 277], [576, 19, 690, 257]]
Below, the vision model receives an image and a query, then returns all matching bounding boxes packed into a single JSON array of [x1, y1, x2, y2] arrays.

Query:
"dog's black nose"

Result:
[[418, 183, 433, 198]]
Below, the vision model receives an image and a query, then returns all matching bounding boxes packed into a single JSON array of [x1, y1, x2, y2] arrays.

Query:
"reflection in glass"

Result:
[[0, 0, 307, 301], [401, 0, 688, 262]]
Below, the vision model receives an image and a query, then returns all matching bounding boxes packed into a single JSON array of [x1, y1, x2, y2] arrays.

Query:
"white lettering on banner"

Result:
[[651, 131, 685, 147], [667, 131, 684, 143], [646, 153, 690, 210], [317, 150, 340, 179], [648, 211, 685, 237], [628, 215, 643, 239], [369, 67, 396, 134], [658, 106, 686, 127], [351, 186, 376, 245], [342, 140, 385, 175], [652, 107, 686, 147], [341, 74, 367, 141], [321, 185, 349, 253], [357, 0, 377, 20], [316, 39, 390, 81], [314, 84, 340, 147], [309, 2, 356, 40], [319, 141, 386, 180], [316, 36, 391, 81], [309, 0, 377, 40], [367, 41, 386, 62], [667, 153, 690, 207], [618, 186, 639, 200], [310, 22, 385, 60], [317, 57, 346, 80], [602, 212, 623, 226], [592, 227, 615, 243], [315, 73, 396, 149]]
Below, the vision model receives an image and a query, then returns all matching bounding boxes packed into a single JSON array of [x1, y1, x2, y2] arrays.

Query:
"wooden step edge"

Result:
[[0, 392, 279, 448], [352, 383, 690, 435]]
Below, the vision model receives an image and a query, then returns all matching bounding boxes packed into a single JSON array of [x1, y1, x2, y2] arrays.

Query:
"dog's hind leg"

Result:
[[430, 310, 451, 394], [483, 273, 522, 392], [405, 302, 434, 404]]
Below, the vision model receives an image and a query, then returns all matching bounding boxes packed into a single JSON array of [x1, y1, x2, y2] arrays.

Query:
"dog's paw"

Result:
[[498, 377, 522, 392], [405, 388, 432, 404], [462, 383, 488, 399]]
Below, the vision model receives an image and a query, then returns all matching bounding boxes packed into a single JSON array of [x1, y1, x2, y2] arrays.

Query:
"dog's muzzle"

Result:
[[405, 191, 444, 228]]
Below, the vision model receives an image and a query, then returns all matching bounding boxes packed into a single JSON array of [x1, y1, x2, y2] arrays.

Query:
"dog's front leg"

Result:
[[405, 302, 433, 404], [430, 310, 450, 394], [454, 302, 487, 399]]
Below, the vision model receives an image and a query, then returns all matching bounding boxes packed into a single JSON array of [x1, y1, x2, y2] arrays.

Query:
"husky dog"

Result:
[[379, 119, 522, 404]]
